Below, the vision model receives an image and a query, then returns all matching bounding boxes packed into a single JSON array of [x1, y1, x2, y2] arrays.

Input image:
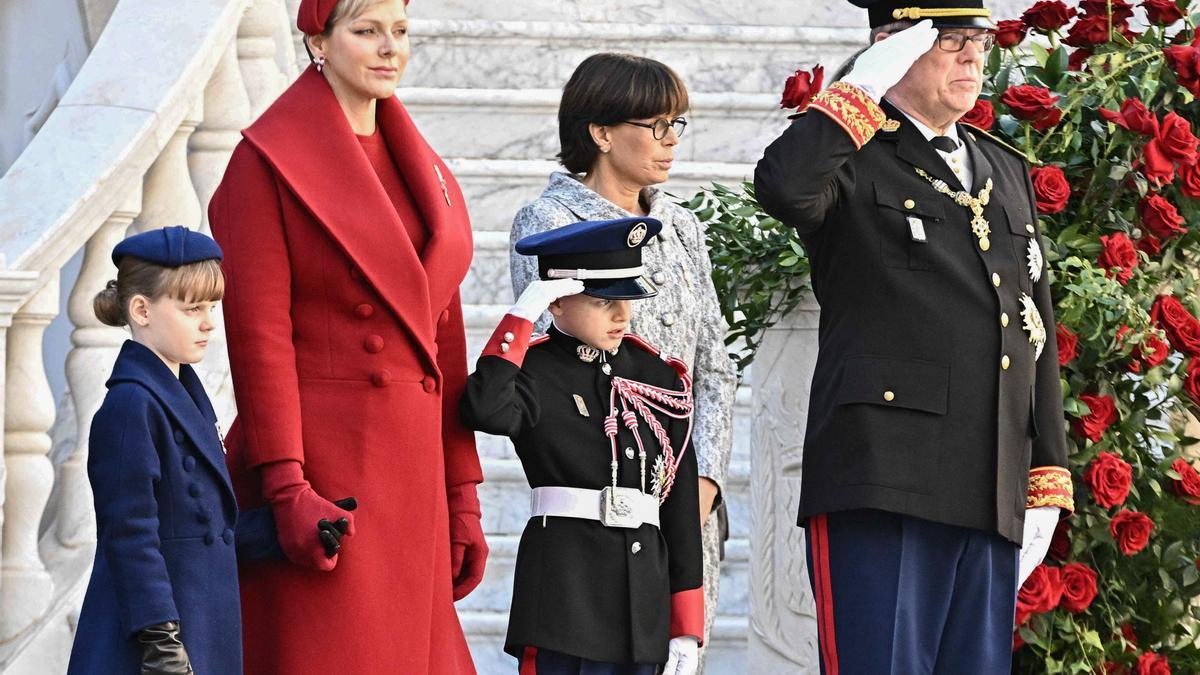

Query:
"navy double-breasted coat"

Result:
[[68, 340, 278, 674]]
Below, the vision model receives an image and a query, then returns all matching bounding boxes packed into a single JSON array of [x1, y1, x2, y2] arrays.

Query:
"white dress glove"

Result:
[[1018, 506, 1060, 586], [842, 19, 939, 101], [508, 278, 585, 323], [662, 636, 699, 675]]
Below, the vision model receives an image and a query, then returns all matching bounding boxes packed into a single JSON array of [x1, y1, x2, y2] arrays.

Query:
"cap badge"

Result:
[[626, 222, 648, 248]]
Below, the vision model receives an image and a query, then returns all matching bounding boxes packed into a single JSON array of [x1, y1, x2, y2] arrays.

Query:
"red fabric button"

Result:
[[422, 376, 436, 393], [371, 370, 391, 387], [364, 335, 385, 353], [355, 303, 375, 319]]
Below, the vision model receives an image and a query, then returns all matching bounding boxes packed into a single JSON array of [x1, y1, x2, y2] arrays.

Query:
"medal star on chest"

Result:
[[1019, 293, 1047, 360], [1026, 239, 1043, 283]]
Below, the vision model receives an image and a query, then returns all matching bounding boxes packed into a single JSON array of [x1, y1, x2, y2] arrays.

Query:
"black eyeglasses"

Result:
[[622, 117, 688, 140], [936, 31, 996, 53]]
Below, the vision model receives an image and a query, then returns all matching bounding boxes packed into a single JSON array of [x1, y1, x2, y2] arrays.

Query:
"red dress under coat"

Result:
[[209, 66, 480, 674]]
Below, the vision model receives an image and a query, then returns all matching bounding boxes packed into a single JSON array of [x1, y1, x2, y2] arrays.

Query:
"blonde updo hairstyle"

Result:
[[303, 0, 393, 54], [93, 257, 225, 328]]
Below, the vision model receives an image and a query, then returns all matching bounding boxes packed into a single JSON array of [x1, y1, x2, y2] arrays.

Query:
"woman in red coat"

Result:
[[208, 0, 486, 672]]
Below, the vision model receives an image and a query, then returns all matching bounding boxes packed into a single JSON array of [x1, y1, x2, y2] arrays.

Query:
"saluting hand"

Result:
[[843, 19, 938, 102], [508, 278, 586, 323]]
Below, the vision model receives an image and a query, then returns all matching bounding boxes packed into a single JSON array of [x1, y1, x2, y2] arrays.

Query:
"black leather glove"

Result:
[[319, 497, 358, 558], [136, 621, 193, 674]]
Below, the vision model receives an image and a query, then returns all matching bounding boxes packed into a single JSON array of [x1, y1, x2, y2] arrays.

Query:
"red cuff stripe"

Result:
[[669, 587, 705, 644], [481, 314, 534, 366]]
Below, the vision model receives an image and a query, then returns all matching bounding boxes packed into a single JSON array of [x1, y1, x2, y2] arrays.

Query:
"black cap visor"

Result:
[[582, 276, 659, 300]]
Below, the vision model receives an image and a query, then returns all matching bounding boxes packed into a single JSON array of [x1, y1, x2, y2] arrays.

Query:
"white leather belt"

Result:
[[530, 486, 660, 529]]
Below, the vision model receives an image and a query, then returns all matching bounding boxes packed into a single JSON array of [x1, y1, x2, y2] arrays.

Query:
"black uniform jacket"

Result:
[[461, 316, 704, 664], [754, 96, 1070, 544]]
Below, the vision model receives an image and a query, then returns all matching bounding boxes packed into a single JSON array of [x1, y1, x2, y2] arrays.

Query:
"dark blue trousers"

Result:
[[805, 509, 1019, 675], [518, 647, 659, 675]]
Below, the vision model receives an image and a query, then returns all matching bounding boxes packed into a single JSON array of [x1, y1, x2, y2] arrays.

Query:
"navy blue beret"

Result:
[[111, 226, 223, 267], [516, 217, 663, 300]]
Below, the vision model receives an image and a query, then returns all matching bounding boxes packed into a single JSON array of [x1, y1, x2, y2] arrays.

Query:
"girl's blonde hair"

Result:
[[93, 257, 224, 327]]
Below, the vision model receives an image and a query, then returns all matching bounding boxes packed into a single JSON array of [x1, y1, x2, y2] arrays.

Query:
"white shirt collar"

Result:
[[888, 101, 974, 189]]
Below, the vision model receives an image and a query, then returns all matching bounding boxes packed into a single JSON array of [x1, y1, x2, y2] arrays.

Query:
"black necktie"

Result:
[[930, 136, 959, 153]]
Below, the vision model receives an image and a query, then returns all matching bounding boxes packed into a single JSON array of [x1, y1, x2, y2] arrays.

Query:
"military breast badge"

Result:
[[1019, 293, 1046, 360], [882, 118, 902, 132], [1026, 239, 1043, 283]]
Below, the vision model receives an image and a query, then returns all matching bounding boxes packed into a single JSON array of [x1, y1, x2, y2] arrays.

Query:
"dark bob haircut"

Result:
[[557, 53, 690, 175]]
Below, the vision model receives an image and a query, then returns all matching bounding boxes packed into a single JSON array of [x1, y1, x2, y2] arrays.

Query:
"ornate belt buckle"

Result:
[[600, 487, 642, 528]]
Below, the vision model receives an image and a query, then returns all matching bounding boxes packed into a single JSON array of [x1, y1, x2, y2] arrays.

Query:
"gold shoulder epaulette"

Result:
[[960, 123, 1041, 165]]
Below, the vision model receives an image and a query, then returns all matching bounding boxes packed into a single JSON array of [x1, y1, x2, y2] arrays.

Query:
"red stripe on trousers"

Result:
[[519, 646, 538, 675], [812, 514, 840, 675]]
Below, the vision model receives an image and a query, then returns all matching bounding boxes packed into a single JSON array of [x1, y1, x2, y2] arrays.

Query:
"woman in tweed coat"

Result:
[[509, 53, 736, 667]]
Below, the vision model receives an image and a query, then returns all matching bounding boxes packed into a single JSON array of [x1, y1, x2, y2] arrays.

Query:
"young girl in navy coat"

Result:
[[67, 227, 348, 674]]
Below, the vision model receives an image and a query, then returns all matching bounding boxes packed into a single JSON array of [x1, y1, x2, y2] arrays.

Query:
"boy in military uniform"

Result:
[[461, 217, 704, 675]]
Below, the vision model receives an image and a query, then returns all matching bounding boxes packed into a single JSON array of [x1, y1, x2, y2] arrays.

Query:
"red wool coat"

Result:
[[209, 66, 480, 674]]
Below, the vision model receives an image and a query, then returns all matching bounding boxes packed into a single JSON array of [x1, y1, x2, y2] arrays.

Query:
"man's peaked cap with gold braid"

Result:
[[851, 0, 997, 29]]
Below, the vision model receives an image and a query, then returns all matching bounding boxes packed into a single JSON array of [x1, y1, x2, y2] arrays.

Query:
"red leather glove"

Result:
[[447, 482, 488, 601], [260, 460, 356, 572]]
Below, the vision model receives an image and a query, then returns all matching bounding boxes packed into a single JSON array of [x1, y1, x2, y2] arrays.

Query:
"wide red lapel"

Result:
[[242, 67, 435, 367], [376, 97, 473, 323]]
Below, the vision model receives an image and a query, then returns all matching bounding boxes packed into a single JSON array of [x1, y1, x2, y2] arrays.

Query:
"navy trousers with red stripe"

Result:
[[805, 509, 1019, 675]]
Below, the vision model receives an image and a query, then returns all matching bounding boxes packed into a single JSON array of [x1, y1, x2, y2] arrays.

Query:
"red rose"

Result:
[[1016, 563, 1063, 624], [1049, 518, 1071, 561], [1164, 45, 1200, 96], [1098, 98, 1159, 137], [1184, 358, 1200, 409], [1064, 14, 1115, 47], [1143, 0, 1186, 25], [1156, 112, 1199, 165], [1057, 323, 1079, 366], [1106, 663, 1131, 675], [1069, 48, 1093, 71], [1084, 451, 1133, 508], [780, 65, 824, 110], [961, 99, 995, 129], [1022, 0, 1076, 31], [1074, 393, 1118, 442], [1110, 510, 1155, 555], [995, 20, 1028, 48], [1079, 0, 1135, 20], [1135, 652, 1171, 675], [1001, 85, 1061, 123], [1139, 140, 1177, 187], [1137, 234, 1164, 257], [1058, 562, 1098, 613], [1031, 165, 1071, 214], [1097, 233, 1139, 285], [1032, 107, 1064, 131], [1151, 295, 1200, 356], [1171, 456, 1200, 505], [1133, 332, 1171, 371], [1179, 162, 1200, 198], [1138, 194, 1187, 240]]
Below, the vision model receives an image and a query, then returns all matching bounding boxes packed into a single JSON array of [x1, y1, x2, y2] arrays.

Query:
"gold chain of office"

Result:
[[913, 167, 995, 251]]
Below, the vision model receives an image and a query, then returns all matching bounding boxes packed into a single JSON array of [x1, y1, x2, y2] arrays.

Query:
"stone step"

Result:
[[415, 1, 865, 28], [445, 158, 754, 233], [405, 19, 862, 94], [402, 88, 788, 164]]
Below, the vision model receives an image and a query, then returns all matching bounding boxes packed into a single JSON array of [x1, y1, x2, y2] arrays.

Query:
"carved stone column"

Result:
[[0, 272, 49, 642], [133, 106, 203, 235], [747, 299, 821, 673], [238, 0, 291, 120]]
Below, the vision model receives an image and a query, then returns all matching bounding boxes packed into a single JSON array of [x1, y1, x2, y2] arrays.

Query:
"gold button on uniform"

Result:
[[883, 391, 895, 402], [1025, 223, 1035, 234], [1001, 355, 1011, 370], [1001, 313, 1009, 327], [992, 273, 1001, 287], [903, 199, 916, 209]]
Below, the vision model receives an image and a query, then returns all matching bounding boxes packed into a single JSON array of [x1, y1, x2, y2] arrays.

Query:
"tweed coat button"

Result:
[[173, 430, 184, 444], [222, 529, 235, 545], [355, 303, 375, 319], [992, 273, 1001, 287], [364, 335, 385, 353], [883, 391, 895, 402], [660, 313, 675, 327], [631, 542, 642, 555], [188, 483, 201, 498], [625, 447, 635, 459], [903, 199, 915, 209], [183, 456, 197, 472], [1001, 355, 1011, 370], [204, 533, 216, 546], [371, 370, 391, 387], [197, 508, 212, 524], [1001, 313, 1010, 327], [439, 309, 450, 325], [652, 272, 667, 285], [422, 376, 437, 393]]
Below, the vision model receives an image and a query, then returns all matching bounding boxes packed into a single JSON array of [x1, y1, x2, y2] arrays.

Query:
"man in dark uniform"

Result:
[[754, 1, 1074, 672], [461, 217, 704, 675]]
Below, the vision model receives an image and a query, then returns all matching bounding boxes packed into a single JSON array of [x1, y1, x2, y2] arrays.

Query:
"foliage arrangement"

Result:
[[692, 1, 1200, 671]]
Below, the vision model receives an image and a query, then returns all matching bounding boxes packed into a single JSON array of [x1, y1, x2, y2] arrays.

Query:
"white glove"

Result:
[[842, 19, 938, 101], [662, 636, 700, 675], [508, 278, 585, 323], [1017, 506, 1060, 586]]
